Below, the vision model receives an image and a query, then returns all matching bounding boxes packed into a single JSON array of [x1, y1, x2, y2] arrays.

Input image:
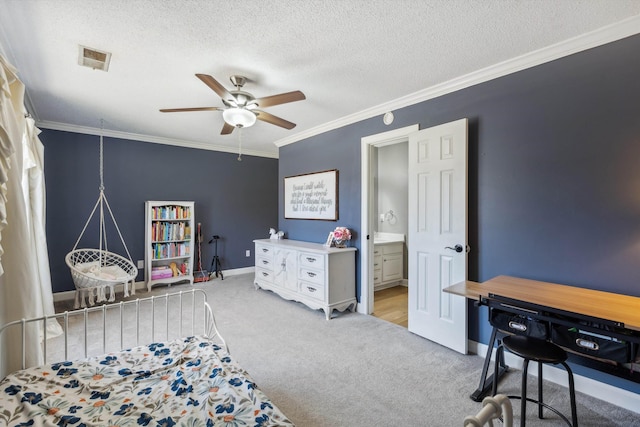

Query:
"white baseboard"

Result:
[[374, 279, 409, 291], [471, 340, 640, 415], [374, 281, 403, 291], [53, 266, 256, 302], [222, 266, 254, 277]]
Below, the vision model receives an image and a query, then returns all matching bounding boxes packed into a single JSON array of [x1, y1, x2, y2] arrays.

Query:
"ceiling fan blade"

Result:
[[255, 110, 296, 130], [196, 74, 236, 103], [254, 90, 306, 108], [159, 107, 222, 113], [221, 122, 235, 135]]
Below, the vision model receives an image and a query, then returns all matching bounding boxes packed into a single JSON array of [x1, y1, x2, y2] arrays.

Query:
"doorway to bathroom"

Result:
[[371, 141, 409, 328], [360, 125, 417, 322]]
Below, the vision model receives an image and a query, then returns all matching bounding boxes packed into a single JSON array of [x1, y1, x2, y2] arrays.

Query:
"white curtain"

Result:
[[0, 55, 61, 378]]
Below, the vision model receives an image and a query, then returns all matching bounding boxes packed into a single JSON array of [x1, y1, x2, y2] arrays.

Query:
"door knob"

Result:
[[445, 244, 469, 253]]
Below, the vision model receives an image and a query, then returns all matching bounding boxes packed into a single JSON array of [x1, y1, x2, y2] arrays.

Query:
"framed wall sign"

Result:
[[284, 169, 338, 220]]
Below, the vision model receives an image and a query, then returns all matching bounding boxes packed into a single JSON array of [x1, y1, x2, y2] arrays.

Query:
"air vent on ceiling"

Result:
[[78, 45, 111, 71]]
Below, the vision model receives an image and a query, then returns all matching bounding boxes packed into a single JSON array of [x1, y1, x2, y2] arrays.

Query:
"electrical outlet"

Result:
[[137, 260, 144, 269], [246, 250, 251, 257]]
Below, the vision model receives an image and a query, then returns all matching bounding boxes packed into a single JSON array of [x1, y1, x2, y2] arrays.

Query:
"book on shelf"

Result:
[[151, 221, 190, 242], [152, 242, 190, 259], [151, 205, 191, 220]]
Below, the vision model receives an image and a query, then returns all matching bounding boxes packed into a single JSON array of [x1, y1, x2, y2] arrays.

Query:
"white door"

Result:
[[407, 118, 468, 354]]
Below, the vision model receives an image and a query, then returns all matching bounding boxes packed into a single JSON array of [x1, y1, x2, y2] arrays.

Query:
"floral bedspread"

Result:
[[0, 336, 294, 426]]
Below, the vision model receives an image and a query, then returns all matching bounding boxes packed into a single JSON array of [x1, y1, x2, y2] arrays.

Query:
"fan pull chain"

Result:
[[237, 127, 243, 161]]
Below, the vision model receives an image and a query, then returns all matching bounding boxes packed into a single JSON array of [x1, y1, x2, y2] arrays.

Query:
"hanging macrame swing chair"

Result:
[[65, 123, 138, 308]]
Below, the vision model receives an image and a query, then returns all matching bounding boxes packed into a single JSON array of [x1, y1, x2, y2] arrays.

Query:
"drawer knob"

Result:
[[262, 272, 269, 277], [307, 286, 316, 292], [262, 248, 268, 252], [306, 257, 316, 263], [307, 272, 316, 277], [262, 260, 269, 265]]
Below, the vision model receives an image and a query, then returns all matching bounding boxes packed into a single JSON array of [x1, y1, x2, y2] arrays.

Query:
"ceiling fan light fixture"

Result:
[[222, 107, 256, 128], [161, 74, 305, 135]]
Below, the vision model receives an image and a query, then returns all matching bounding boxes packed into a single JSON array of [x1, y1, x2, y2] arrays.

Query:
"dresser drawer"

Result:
[[256, 255, 275, 270], [299, 267, 324, 285], [299, 281, 324, 301], [298, 252, 325, 269], [255, 267, 274, 283], [255, 244, 274, 259]]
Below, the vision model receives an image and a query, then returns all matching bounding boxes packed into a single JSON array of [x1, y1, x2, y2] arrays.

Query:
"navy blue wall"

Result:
[[42, 130, 278, 293], [279, 35, 640, 392], [278, 127, 365, 285]]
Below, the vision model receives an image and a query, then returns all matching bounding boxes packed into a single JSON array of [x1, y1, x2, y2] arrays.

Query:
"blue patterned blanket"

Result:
[[0, 335, 294, 426]]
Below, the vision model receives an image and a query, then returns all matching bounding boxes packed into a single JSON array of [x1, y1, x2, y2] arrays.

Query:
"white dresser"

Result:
[[253, 239, 357, 320]]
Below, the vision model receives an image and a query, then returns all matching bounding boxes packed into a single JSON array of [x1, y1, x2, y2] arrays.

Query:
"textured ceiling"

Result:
[[1, 0, 639, 158]]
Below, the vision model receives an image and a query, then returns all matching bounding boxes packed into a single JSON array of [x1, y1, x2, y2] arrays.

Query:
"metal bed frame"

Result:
[[0, 289, 226, 374]]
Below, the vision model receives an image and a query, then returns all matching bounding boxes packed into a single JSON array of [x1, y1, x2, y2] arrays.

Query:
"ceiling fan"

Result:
[[160, 74, 306, 135]]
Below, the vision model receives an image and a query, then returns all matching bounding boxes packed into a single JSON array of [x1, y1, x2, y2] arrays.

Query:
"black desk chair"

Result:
[[493, 335, 578, 427]]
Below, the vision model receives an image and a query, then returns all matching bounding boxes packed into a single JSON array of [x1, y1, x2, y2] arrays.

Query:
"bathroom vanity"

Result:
[[373, 232, 405, 290]]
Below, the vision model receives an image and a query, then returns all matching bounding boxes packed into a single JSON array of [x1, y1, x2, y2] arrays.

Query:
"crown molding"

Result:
[[275, 15, 640, 148], [36, 121, 279, 159]]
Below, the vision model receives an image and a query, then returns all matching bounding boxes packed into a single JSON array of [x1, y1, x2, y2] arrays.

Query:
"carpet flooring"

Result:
[[54, 274, 640, 426]]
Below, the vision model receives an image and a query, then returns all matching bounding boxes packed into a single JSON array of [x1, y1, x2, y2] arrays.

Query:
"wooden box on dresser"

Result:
[[253, 239, 357, 320]]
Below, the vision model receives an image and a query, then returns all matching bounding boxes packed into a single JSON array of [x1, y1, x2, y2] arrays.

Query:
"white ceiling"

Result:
[[1, 1, 639, 158]]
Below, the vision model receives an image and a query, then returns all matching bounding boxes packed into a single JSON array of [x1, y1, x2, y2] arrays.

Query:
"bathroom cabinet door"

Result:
[[382, 253, 403, 282]]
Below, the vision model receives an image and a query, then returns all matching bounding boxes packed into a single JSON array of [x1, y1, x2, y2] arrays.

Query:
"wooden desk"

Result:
[[444, 275, 640, 401], [445, 275, 640, 332]]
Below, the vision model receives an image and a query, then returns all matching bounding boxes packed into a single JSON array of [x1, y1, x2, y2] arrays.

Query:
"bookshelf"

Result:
[[145, 201, 195, 291]]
